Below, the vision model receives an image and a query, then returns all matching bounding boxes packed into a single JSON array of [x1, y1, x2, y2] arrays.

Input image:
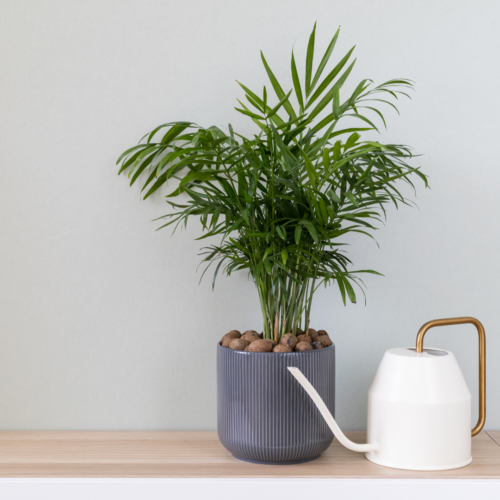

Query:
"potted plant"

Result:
[[117, 24, 428, 464]]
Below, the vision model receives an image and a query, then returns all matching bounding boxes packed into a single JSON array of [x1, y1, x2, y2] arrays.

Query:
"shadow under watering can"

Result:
[[289, 317, 486, 471]]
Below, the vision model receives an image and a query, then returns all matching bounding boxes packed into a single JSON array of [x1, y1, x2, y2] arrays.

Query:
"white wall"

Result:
[[1, 0, 499, 431]]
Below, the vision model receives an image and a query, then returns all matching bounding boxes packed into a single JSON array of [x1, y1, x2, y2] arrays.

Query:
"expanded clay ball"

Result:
[[312, 340, 325, 349], [317, 330, 328, 337], [221, 330, 241, 347], [241, 332, 260, 343], [248, 339, 273, 352], [273, 344, 292, 353], [296, 328, 304, 336], [317, 335, 332, 347], [229, 339, 250, 351], [242, 330, 259, 336], [296, 334, 312, 344], [280, 333, 298, 350], [260, 339, 276, 350], [307, 328, 319, 341], [295, 342, 313, 351]]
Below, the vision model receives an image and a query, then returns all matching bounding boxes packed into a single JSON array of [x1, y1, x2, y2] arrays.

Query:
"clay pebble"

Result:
[[248, 339, 273, 352], [221, 330, 241, 347], [279, 333, 298, 350], [307, 328, 319, 341], [317, 334, 332, 347], [242, 330, 259, 336], [312, 340, 325, 349], [296, 334, 312, 344], [229, 338, 250, 351], [241, 332, 261, 343], [295, 342, 313, 351]]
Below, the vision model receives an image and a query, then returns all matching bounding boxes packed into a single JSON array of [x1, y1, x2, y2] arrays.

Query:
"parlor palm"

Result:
[[117, 24, 428, 340]]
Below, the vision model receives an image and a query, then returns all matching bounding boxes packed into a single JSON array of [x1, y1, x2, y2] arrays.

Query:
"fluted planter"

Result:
[[217, 342, 336, 464]]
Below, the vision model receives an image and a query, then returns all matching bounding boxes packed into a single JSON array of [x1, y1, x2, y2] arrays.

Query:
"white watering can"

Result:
[[289, 317, 486, 471]]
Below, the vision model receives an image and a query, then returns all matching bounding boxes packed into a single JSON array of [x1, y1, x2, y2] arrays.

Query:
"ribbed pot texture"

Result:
[[217, 342, 335, 464]]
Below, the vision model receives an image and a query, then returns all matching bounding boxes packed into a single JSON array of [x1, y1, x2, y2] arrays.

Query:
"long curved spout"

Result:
[[288, 367, 378, 453]]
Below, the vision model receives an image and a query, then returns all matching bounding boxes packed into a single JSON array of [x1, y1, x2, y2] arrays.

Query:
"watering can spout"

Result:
[[287, 367, 378, 453]]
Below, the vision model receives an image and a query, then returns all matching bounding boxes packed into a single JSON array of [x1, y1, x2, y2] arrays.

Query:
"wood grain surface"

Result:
[[0, 431, 499, 478]]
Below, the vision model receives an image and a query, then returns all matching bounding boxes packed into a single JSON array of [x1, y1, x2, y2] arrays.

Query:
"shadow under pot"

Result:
[[217, 342, 336, 464]]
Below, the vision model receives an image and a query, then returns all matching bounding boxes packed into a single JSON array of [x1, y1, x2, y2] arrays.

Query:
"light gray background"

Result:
[[1, 0, 499, 430]]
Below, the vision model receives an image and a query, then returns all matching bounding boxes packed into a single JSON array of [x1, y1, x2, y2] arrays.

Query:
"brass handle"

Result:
[[416, 317, 486, 437]]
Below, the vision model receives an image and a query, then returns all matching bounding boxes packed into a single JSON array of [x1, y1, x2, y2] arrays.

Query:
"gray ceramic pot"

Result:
[[217, 342, 335, 464]]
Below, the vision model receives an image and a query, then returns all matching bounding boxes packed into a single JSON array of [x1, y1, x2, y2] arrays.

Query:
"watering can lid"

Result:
[[388, 347, 449, 358]]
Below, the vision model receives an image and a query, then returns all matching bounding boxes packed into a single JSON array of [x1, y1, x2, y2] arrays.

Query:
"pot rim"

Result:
[[217, 342, 334, 356]]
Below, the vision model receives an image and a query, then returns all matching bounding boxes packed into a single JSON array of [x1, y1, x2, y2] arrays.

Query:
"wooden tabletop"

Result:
[[0, 431, 499, 478]]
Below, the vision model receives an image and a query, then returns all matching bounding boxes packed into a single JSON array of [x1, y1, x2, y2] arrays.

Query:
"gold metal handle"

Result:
[[416, 317, 486, 437]]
